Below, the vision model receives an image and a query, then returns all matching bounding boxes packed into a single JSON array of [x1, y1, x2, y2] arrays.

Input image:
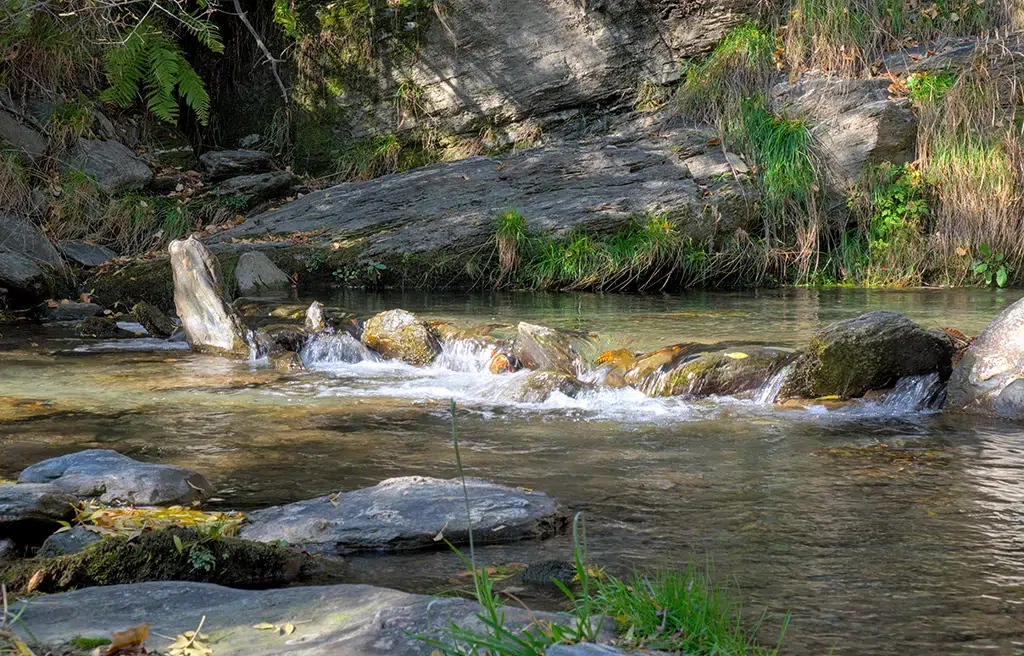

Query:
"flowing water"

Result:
[[3, 287, 1024, 655]]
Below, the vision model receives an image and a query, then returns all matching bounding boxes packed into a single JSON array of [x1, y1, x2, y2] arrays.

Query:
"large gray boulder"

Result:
[[214, 132, 755, 259], [11, 580, 601, 656], [200, 149, 273, 180], [169, 236, 249, 354], [0, 483, 76, 542], [946, 296, 1024, 417], [58, 241, 118, 267], [783, 311, 953, 399], [17, 449, 214, 506], [0, 250, 43, 288], [234, 250, 291, 293], [61, 138, 153, 194], [772, 77, 917, 185], [0, 213, 61, 267], [361, 309, 440, 366], [513, 322, 583, 376], [239, 476, 565, 554]]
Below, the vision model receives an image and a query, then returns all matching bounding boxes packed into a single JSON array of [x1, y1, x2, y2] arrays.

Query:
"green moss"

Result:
[[1, 529, 305, 593], [70, 636, 113, 649]]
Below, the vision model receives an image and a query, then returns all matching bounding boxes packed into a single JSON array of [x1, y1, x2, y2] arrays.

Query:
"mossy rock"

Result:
[[86, 258, 176, 313], [1, 528, 308, 593], [627, 346, 795, 398], [361, 309, 440, 365], [783, 311, 953, 399]]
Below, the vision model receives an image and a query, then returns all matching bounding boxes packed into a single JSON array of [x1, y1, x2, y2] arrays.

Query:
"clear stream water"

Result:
[[3, 287, 1024, 655]]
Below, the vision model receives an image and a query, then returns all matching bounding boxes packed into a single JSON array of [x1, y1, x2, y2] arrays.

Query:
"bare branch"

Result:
[[229, 0, 289, 104]]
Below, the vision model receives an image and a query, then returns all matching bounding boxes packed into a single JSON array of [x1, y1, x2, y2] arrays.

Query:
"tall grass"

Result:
[[676, 23, 779, 126], [422, 402, 788, 656]]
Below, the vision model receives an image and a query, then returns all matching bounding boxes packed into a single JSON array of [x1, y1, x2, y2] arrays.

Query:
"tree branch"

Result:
[[229, 0, 289, 104]]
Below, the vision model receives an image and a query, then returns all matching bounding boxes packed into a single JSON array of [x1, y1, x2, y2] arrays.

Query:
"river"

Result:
[[2, 287, 1024, 655]]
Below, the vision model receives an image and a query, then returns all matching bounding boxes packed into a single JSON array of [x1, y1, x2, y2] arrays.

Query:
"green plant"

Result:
[[305, 249, 329, 273], [101, 16, 221, 125], [972, 243, 1011, 287], [187, 544, 217, 572], [906, 71, 957, 106], [634, 79, 668, 113]]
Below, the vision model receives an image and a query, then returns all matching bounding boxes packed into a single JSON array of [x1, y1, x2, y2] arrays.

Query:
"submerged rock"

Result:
[[0, 483, 76, 544], [169, 236, 249, 354], [17, 449, 214, 506], [131, 301, 175, 337], [2, 529, 306, 594], [77, 315, 132, 338], [11, 580, 596, 656], [501, 370, 590, 403], [946, 297, 1024, 418], [361, 309, 440, 366], [513, 322, 582, 376], [234, 250, 291, 293], [625, 345, 794, 398], [239, 476, 565, 554], [784, 311, 953, 399]]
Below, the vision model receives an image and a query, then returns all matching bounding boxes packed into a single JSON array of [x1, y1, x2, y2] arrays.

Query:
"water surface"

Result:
[[2, 287, 1024, 655]]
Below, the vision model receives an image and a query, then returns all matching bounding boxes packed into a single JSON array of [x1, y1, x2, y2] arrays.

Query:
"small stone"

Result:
[[58, 241, 119, 268], [199, 149, 273, 181], [42, 301, 104, 322], [131, 301, 176, 337], [78, 316, 132, 338], [38, 525, 102, 558], [305, 301, 326, 332], [361, 309, 440, 366], [513, 322, 582, 376], [234, 251, 291, 294]]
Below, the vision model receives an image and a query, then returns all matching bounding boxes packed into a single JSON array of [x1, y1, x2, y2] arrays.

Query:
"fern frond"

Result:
[[100, 28, 148, 108], [144, 40, 183, 123], [180, 11, 225, 53], [177, 62, 211, 125]]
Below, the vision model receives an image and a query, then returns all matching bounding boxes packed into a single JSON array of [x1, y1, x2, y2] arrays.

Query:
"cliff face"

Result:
[[292, 0, 757, 169]]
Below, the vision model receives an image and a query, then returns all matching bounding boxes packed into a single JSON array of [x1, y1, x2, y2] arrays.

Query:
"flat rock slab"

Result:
[[13, 581, 604, 656], [0, 483, 77, 542], [58, 241, 119, 267], [17, 449, 214, 506], [239, 476, 565, 554]]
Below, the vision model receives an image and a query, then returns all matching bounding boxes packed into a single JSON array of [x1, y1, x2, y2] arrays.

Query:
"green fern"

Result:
[[100, 17, 217, 126]]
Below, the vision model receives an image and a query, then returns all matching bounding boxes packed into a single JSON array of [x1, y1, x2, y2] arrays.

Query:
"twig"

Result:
[[182, 615, 206, 650], [230, 0, 289, 104]]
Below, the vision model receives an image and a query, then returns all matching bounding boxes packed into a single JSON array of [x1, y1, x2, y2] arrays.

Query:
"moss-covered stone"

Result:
[[361, 309, 440, 365], [1, 528, 307, 593], [627, 346, 795, 398]]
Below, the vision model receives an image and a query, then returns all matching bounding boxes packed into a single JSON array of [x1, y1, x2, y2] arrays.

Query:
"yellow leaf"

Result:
[[283, 623, 296, 635], [105, 623, 151, 655], [725, 352, 748, 359], [252, 623, 277, 630]]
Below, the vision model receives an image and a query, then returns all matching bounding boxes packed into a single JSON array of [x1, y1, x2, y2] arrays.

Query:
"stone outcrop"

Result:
[[215, 128, 756, 260], [215, 171, 298, 203], [234, 250, 291, 293], [772, 76, 918, 185], [200, 149, 273, 180], [61, 138, 153, 194], [513, 322, 583, 376], [784, 311, 953, 399], [169, 236, 249, 354], [0, 109, 46, 160], [361, 309, 440, 365], [239, 476, 565, 554], [17, 449, 214, 506], [11, 580, 603, 656], [945, 296, 1024, 418], [0, 483, 77, 544], [57, 241, 118, 268]]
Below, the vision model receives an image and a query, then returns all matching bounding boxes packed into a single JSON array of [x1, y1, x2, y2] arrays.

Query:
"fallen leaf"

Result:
[[252, 623, 276, 630], [105, 622, 151, 655], [283, 623, 296, 635], [725, 352, 749, 359], [25, 569, 45, 593]]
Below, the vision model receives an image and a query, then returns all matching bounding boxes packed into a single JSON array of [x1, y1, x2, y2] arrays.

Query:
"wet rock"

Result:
[[37, 526, 102, 558], [305, 301, 326, 332], [200, 149, 273, 181], [61, 139, 153, 194], [489, 350, 516, 374], [215, 171, 298, 202], [0, 110, 46, 160], [235, 250, 291, 293], [627, 346, 795, 398], [169, 236, 249, 354], [57, 241, 118, 268], [256, 323, 308, 355], [0, 483, 77, 543], [239, 476, 565, 554], [11, 580, 598, 656], [42, 301, 103, 321], [3, 529, 307, 594], [77, 315, 132, 338], [17, 449, 214, 506], [595, 348, 637, 388], [268, 350, 304, 371], [521, 559, 576, 588], [772, 77, 917, 185], [130, 301, 175, 337], [301, 332, 378, 365], [992, 380, 1024, 421], [513, 322, 582, 376], [784, 311, 953, 399], [945, 297, 1024, 417], [361, 309, 440, 366], [502, 370, 590, 403]]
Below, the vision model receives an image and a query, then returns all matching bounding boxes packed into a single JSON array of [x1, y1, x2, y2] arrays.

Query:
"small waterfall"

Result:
[[433, 339, 498, 373], [754, 364, 794, 405], [300, 333, 378, 366], [246, 328, 266, 362], [882, 372, 945, 412]]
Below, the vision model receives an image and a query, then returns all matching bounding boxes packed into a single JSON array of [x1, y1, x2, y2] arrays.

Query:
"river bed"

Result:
[[2, 287, 1024, 655]]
